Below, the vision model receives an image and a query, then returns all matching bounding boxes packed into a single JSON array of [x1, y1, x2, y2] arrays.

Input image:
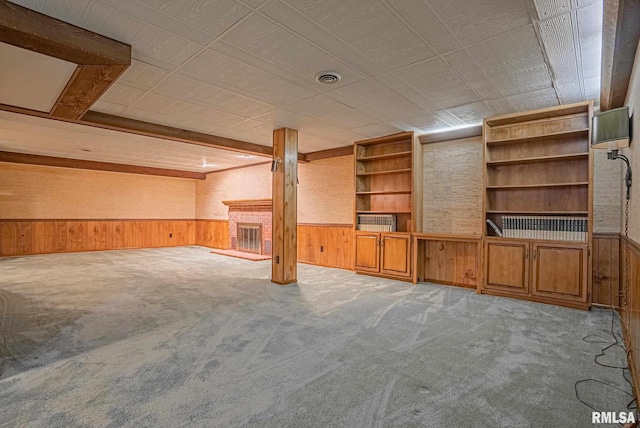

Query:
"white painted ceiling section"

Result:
[[0, 42, 77, 112], [1, 0, 603, 172], [0, 111, 263, 173]]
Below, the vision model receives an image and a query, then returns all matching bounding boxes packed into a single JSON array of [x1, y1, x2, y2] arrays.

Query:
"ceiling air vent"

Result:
[[315, 71, 342, 84]]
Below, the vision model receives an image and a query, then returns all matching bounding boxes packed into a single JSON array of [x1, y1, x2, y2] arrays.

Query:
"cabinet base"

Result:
[[355, 270, 413, 283], [479, 289, 590, 311]]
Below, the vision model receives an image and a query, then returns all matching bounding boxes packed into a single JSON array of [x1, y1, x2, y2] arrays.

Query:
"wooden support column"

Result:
[[272, 128, 298, 285]]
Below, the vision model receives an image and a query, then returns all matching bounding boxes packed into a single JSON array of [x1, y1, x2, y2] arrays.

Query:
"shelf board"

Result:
[[486, 153, 588, 165], [486, 210, 588, 215], [356, 168, 412, 176], [486, 128, 589, 146], [356, 190, 412, 195], [356, 151, 411, 161], [356, 210, 412, 214], [486, 182, 589, 190]]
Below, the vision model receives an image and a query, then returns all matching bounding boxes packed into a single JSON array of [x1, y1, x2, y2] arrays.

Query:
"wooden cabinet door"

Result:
[[354, 233, 380, 272], [531, 243, 588, 302], [484, 240, 530, 294], [380, 234, 411, 277]]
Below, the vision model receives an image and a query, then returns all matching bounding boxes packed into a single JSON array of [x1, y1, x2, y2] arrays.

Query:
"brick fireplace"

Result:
[[222, 199, 272, 255]]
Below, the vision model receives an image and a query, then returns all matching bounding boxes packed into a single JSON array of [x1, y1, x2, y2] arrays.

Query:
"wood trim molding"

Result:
[[0, 1, 131, 120], [419, 126, 483, 144], [297, 223, 352, 228], [304, 145, 353, 161], [600, 0, 640, 110], [0, 151, 205, 180]]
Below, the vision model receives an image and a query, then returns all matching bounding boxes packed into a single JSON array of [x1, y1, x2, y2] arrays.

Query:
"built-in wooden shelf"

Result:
[[356, 168, 412, 176], [486, 128, 589, 146], [486, 153, 588, 165], [356, 190, 411, 195], [486, 210, 588, 215], [486, 182, 589, 189], [356, 151, 411, 161]]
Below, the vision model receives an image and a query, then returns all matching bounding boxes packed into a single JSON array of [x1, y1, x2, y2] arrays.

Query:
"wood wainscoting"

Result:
[[621, 235, 640, 410], [195, 220, 230, 249], [297, 224, 353, 270], [0, 219, 196, 256], [592, 234, 621, 308]]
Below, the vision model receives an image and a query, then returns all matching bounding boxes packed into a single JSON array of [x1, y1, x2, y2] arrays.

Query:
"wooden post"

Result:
[[272, 128, 298, 285]]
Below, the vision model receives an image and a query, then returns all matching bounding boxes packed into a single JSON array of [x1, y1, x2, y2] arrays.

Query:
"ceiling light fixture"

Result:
[[315, 71, 342, 84]]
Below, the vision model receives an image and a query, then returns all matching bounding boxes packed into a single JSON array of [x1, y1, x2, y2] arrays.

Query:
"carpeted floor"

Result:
[[0, 246, 632, 427]]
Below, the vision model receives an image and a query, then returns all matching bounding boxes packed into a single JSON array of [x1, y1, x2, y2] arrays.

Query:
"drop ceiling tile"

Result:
[[396, 113, 451, 132], [350, 123, 401, 138], [43, 0, 90, 24], [291, 95, 379, 129], [534, 0, 572, 19], [577, 2, 602, 80], [80, 3, 203, 70], [231, 119, 275, 137], [393, 57, 480, 108], [504, 87, 559, 111], [443, 50, 502, 99], [486, 98, 516, 115], [91, 100, 128, 115], [298, 133, 345, 153], [429, 0, 530, 45], [446, 101, 497, 124], [384, 0, 459, 54], [374, 73, 441, 112], [180, 49, 315, 106], [132, 0, 250, 38], [154, 74, 275, 118], [252, 109, 317, 129], [434, 110, 465, 126], [118, 60, 171, 91], [556, 82, 583, 104], [331, 78, 425, 120], [259, 0, 384, 75], [8, 0, 44, 11], [583, 76, 600, 103], [538, 13, 580, 85], [221, 14, 364, 87], [99, 83, 147, 106], [469, 26, 553, 96]]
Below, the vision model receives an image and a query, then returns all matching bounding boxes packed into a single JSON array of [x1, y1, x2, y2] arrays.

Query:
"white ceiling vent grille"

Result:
[[315, 71, 342, 84]]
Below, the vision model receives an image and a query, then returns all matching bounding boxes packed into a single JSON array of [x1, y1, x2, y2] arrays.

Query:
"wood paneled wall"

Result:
[[297, 224, 353, 270], [621, 236, 640, 407], [592, 234, 621, 307], [0, 220, 196, 256], [195, 220, 230, 249]]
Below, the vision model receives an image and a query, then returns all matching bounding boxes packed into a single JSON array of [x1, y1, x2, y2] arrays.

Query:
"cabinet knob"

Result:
[[525, 249, 529, 259]]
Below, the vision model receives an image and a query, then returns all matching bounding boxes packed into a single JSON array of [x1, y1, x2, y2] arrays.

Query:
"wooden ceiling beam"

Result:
[[0, 151, 205, 180], [0, 1, 131, 120], [600, 0, 640, 110], [303, 145, 353, 161]]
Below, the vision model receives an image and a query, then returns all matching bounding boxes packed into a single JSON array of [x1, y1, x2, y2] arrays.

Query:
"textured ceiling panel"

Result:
[[576, 1, 603, 80], [443, 50, 503, 99], [556, 81, 584, 104], [385, 0, 459, 54], [504, 87, 559, 110], [469, 26, 553, 96], [396, 113, 450, 132], [99, 83, 147, 107], [393, 57, 480, 108], [349, 122, 401, 138], [538, 13, 580, 85], [153, 74, 275, 118], [533, 0, 572, 19], [447, 101, 498, 124], [428, 0, 530, 45], [291, 96, 379, 129], [117, 60, 171, 91]]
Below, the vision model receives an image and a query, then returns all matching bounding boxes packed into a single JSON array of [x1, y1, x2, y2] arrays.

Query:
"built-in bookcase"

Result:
[[355, 132, 413, 233], [484, 102, 592, 241]]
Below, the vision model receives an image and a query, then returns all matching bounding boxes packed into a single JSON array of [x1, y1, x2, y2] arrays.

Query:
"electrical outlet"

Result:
[[276, 255, 280, 264], [169, 233, 172, 238], [320, 246, 324, 252]]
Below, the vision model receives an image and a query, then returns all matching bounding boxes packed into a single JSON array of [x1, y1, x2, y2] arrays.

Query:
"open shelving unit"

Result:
[[481, 101, 594, 309]]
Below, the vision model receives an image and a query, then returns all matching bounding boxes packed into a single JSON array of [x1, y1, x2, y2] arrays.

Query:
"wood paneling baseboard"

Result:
[[0, 219, 195, 256], [620, 234, 640, 408], [195, 220, 229, 249], [297, 224, 353, 270]]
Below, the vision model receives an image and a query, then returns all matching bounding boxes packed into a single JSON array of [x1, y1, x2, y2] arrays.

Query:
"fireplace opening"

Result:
[[237, 223, 262, 254]]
